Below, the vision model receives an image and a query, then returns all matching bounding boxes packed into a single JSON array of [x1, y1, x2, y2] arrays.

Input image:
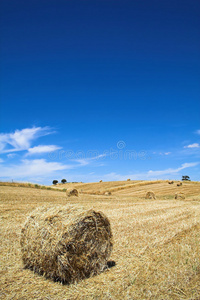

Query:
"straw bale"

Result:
[[177, 182, 182, 186], [175, 192, 185, 200], [67, 188, 78, 197], [168, 181, 174, 184], [127, 179, 131, 181], [145, 191, 156, 200], [99, 180, 103, 183], [20, 205, 113, 284], [104, 192, 112, 196]]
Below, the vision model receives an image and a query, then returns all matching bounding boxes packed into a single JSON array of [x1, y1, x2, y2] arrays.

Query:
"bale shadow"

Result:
[[106, 260, 116, 268]]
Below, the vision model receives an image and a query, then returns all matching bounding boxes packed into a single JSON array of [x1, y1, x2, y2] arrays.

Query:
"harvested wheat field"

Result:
[[1, 180, 200, 299]]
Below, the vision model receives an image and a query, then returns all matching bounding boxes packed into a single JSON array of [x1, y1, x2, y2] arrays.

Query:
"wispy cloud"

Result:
[[0, 159, 72, 179], [147, 162, 199, 176], [159, 152, 171, 155], [0, 153, 107, 181], [73, 153, 107, 166], [195, 130, 200, 135], [154, 151, 171, 156], [27, 145, 62, 156], [164, 152, 171, 155], [0, 126, 53, 154], [99, 162, 199, 182], [7, 153, 17, 158], [184, 143, 200, 149]]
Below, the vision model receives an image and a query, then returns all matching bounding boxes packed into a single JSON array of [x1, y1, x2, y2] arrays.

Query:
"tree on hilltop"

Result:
[[61, 179, 67, 184], [52, 180, 58, 185], [182, 175, 190, 181]]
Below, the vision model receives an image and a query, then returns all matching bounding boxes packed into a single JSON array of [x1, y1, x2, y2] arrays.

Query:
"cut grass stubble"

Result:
[[0, 180, 200, 299]]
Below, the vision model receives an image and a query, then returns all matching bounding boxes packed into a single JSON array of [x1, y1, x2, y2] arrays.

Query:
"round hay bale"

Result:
[[20, 205, 113, 284], [145, 191, 156, 200], [127, 179, 131, 181], [67, 188, 78, 197], [177, 182, 182, 186], [175, 192, 185, 200], [168, 181, 174, 184], [104, 191, 112, 196], [99, 180, 103, 183]]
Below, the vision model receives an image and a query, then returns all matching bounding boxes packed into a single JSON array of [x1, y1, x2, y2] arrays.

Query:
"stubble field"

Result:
[[0, 180, 200, 299]]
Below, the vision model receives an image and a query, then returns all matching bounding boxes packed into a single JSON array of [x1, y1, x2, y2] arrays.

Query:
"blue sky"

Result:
[[0, 0, 200, 184]]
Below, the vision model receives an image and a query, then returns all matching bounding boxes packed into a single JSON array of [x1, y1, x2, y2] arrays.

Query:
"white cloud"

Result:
[[73, 153, 107, 166], [156, 152, 171, 156], [27, 145, 62, 155], [184, 143, 200, 149], [0, 159, 72, 179], [0, 126, 53, 154], [7, 153, 17, 158], [98, 162, 199, 182], [74, 159, 90, 166], [147, 162, 199, 176], [0, 158, 4, 163], [0, 153, 106, 181]]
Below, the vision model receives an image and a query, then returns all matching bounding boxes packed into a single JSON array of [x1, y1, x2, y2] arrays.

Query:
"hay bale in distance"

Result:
[[99, 180, 103, 183], [175, 192, 185, 200], [168, 181, 174, 184], [104, 191, 112, 196], [145, 191, 156, 200], [67, 188, 78, 197], [20, 205, 113, 284], [177, 182, 182, 186], [127, 179, 131, 181]]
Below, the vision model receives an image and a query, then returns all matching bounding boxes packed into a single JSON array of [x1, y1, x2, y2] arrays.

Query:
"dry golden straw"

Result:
[[145, 191, 156, 199], [20, 204, 113, 284], [175, 192, 185, 199], [104, 191, 112, 196], [67, 188, 78, 197]]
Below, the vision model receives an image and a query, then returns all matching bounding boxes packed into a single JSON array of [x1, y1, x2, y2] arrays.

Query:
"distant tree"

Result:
[[61, 179, 67, 184], [182, 175, 191, 181], [52, 180, 58, 185]]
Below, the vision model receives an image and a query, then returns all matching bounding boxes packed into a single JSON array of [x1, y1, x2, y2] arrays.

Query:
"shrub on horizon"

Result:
[[61, 179, 67, 184]]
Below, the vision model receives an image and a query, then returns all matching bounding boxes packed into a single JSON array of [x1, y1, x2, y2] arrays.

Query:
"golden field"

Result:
[[0, 180, 200, 300]]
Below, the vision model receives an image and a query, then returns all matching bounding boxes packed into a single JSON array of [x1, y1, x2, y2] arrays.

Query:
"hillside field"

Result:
[[1, 180, 200, 299]]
